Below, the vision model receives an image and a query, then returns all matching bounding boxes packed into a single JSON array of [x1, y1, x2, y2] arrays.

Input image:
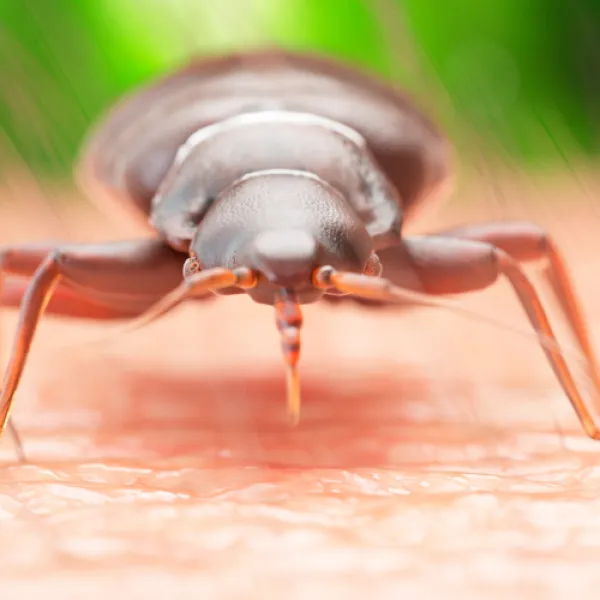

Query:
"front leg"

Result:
[[318, 233, 600, 440], [376, 220, 594, 366], [429, 221, 593, 368], [0, 239, 187, 460]]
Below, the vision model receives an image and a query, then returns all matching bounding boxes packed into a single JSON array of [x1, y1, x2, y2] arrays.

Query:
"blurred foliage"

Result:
[[1, 0, 600, 178]]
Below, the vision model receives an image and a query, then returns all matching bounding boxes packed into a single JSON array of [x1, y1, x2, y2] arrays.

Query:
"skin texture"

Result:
[[1, 174, 600, 599]]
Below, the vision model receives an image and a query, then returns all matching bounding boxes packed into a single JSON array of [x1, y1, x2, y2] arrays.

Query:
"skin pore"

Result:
[[0, 177, 599, 599]]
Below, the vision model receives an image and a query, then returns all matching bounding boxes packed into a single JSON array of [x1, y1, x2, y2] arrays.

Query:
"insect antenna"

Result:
[[99, 266, 258, 336], [63, 263, 591, 375]]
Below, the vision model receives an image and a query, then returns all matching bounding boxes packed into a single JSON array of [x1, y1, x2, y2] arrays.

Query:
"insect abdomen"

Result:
[[79, 50, 450, 229]]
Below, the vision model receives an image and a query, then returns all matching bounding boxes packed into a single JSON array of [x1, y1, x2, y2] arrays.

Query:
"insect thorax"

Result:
[[149, 110, 403, 252]]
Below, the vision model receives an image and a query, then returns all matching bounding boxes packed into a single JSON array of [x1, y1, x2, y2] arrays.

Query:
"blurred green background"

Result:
[[1, 0, 600, 179]]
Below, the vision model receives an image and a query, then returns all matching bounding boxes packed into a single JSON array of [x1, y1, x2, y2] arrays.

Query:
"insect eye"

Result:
[[183, 257, 201, 279]]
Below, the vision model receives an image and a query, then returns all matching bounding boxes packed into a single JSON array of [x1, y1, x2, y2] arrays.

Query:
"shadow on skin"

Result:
[[3, 362, 581, 471], [85, 368, 487, 469]]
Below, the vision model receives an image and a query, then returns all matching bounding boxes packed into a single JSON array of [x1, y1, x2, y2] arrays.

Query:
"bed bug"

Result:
[[1, 49, 599, 460]]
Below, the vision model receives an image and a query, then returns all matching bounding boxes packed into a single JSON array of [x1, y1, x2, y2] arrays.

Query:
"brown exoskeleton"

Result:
[[1, 49, 599, 460]]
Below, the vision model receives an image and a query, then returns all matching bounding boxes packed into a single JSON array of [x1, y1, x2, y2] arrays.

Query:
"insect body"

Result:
[[1, 50, 600, 458]]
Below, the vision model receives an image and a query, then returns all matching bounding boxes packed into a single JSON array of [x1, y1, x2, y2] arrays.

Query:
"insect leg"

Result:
[[0, 240, 185, 318], [314, 235, 600, 440], [0, 238, 187, 459]]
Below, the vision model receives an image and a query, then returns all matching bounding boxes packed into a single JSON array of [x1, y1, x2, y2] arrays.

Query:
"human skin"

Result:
[[0, 176, 600, 599]]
